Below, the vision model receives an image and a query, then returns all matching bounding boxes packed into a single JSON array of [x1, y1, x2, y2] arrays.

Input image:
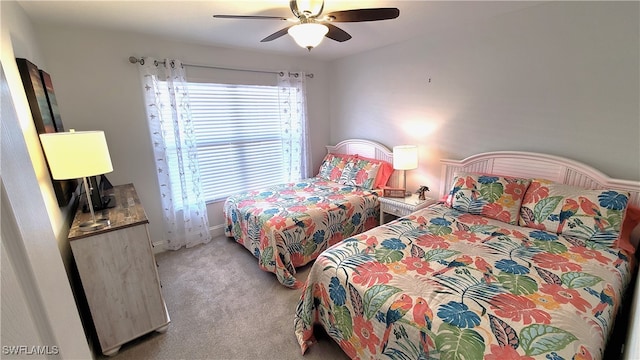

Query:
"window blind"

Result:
[[187, 82, 290, 202]]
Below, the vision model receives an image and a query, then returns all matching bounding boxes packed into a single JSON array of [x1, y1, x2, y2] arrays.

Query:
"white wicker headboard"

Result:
[[326, 139, 399, 188], [440, 151, 640, 207]]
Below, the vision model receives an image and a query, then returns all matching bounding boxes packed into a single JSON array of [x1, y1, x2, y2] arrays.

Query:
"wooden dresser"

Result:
[[69, 183, 170, 356]]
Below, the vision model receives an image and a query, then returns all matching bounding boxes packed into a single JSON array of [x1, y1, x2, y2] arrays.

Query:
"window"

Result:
[[187, 82, 296, 202], [155, 73, 306, 204]]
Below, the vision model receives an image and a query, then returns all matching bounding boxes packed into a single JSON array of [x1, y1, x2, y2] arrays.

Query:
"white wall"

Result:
[[0, 1, 77, 251], [329, 1, 640, 197], [18, 1, 640, 245], [29, 21, 330, 246], [1, 2, 92, 357]]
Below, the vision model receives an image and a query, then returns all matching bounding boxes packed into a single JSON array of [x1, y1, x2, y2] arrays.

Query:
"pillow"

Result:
[[351, 155, 393, 188], [317, 153, 351, 182], [338, 158, 381, 189], [445, 172, 531, 225], [518, 179, 630, 246], [616, 205, 640, 254]]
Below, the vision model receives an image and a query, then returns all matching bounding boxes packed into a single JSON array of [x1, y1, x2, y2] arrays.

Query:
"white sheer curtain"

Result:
[[277, 71, 311, 181], [138, 58, 211, 250]]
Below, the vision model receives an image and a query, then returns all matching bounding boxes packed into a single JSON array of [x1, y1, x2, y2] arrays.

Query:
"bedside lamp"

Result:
[[393, 145, 418, 196], [39, 129, 114, 231]]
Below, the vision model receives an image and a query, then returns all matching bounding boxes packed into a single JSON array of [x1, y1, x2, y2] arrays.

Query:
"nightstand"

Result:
[[379, 194, 437, 224]]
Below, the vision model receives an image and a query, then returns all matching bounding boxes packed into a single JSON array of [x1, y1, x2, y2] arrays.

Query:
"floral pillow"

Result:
[[317, 153, 351, 182], [518, 179, 630, 247], [352, 155, 393, 188], [338, 158, 381, 189], [445, 172, 531, 225]]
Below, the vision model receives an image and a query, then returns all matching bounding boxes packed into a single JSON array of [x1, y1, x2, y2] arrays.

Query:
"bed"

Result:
[[224, 139, 399, 288], [295, 151, 640, 360]]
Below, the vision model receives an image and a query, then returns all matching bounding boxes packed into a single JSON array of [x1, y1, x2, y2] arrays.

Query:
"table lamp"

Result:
[[393, 145, 418, 196], [39, 129, 114, 231]]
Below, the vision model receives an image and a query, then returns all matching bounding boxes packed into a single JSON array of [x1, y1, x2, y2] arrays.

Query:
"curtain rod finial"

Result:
[[129, 56, 139, 64]]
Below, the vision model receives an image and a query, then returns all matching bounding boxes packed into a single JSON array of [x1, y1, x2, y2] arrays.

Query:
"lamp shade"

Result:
[[393, 145, 418, 170], [288, 23, 328, 50], [39, 130, 113, 180]]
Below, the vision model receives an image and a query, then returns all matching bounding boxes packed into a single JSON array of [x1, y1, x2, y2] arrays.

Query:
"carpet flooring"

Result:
[[102, 236, 349, 360]]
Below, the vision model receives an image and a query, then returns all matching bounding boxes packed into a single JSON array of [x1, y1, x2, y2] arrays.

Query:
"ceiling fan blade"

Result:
[[324, 23, 351, 42], [324, 8, 399, 22], [213, 15, 288, 21], [261, 26, 293, 42]]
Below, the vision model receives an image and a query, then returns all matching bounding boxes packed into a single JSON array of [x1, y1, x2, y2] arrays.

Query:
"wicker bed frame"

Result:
[[440, 151, 640, 207], [326, 138, 400, 188]]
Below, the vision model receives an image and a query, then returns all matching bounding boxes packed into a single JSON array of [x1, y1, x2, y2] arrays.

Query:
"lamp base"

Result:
[[78, 218, 110, 232]]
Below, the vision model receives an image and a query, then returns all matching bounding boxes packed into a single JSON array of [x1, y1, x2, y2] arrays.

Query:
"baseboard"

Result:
[[209, 223, 226, 238], [151, 223, 225, 254]]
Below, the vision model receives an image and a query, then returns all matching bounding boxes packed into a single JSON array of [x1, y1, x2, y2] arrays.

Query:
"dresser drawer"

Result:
[[379, 196, 438, 224], [380, 202, 412, 217], [69, 184, 170, 356]]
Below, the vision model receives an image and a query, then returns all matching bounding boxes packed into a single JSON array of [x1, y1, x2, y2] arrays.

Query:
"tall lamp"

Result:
[[39, 129, 114, 231], [393, 145, 418, 196]]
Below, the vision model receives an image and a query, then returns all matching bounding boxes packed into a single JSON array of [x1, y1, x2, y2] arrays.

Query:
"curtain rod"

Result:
[[128, 56, 313, 78]]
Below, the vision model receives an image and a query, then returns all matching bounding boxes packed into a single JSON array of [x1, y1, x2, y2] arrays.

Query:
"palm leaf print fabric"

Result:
[[518, 179, 630, 248], [224, 177, 380, 288], [295, 204, 633, 359], [446, 173, 531, 225]]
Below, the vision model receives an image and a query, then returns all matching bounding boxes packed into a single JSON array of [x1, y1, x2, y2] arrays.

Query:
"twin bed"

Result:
[[224, 139, 398, 288], [224, 140, 640, 359]]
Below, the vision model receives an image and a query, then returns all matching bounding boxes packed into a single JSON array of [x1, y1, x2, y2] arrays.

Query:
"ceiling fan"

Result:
[[213, 0, 400, 51]]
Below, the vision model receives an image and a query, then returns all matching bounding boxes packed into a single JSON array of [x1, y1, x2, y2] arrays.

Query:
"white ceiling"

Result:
[[17, 1, 545, 61]]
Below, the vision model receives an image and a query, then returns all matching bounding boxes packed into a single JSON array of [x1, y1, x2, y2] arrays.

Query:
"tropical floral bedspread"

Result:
[[224, 177, 380, 288], [294, 204, 633, 359]]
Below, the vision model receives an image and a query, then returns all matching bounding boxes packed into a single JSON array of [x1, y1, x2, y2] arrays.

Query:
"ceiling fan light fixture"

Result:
[[288, 23, 328, 51], [291, 0, 325, 19]]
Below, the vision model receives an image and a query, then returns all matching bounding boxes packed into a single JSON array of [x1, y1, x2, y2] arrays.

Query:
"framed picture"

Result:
[[16, 58, 55, 133], [16, 58, 76, 207], [40, 70, 65, 132]]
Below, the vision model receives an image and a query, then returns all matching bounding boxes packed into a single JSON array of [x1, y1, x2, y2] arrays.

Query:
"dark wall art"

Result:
[[16, 57, 76, 206], [40, 69, 65, 132]]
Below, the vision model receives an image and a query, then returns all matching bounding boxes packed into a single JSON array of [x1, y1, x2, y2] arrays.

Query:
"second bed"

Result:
[[224, 139, 397, 288]]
